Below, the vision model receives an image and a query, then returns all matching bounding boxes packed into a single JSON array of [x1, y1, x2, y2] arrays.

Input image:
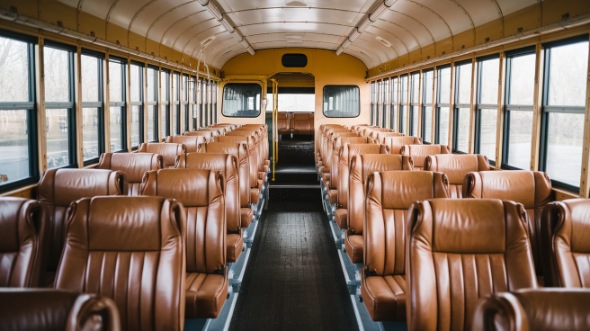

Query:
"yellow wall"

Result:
[[221, 48, 370, 135]]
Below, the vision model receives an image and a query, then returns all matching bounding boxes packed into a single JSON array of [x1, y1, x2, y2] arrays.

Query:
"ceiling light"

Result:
[[376, 36, 391, 47]]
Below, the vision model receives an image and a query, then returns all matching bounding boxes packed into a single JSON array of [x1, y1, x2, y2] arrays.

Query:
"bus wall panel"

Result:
[[475, 20, 505, 46]]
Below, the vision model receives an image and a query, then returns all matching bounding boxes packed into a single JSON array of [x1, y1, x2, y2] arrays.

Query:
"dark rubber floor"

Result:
[[229, 188, 358, 331]]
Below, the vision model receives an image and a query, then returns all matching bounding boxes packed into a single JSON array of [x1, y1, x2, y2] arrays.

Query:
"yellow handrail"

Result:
[[271, 79, 278, 181]]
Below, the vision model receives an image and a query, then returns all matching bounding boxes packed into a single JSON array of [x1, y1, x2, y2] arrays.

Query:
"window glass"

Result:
[[479, 58, 499, 105], [422, 70, 433, 143], [44, 47, 70, 102], [110, 106, 124, 151], [81, 55, 99, 102], [109, 60, 123, 103], [437, 107, 449, 145], [478, 108, 497, 162], [456, 62, 472, 105], [545, 112, 584, 186], [438, 67, 451, 104], [400, 75, 408, 133], [390, 77, 398, 129], [0, 109, 30, 184], [130, 64, 141, 103], [507, 110, 533, 170], [223, 83, 262, 117], [266, 93, 315, 112], [547, 42, 588, 107], [81, 53, 103, 162], [508, 53, 535, 105], [160, 70, 170, 138], [82, 107, 99, 160], [0, 37, 29, 102], [46, 108, 69, 169], [131, 105, 141, 147], [454, 107, 470, 152]]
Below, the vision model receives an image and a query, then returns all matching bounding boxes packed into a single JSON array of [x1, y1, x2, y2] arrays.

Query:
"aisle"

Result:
[[229, 189, 358, 331]]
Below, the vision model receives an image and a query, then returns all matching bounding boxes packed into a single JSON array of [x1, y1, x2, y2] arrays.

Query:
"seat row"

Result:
[[276, 112, 314, 137], [0, 123, 270, 329]]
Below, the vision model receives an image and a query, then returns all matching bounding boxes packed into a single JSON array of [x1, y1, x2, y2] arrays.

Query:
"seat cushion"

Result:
[[345, 233, 363, 264], [250, 188, 260, 204], [227, 233, 243, 263], [334, 208, 348, 230], [361, 274, 406, 321], [185, 272, 228, 318], [241, 208, 253, 228]]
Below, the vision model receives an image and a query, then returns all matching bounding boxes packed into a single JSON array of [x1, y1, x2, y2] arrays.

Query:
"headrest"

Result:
[[176, 153, 237, 179], [384, 136, 422, 154], [409, 199, 528, 253], [544, 199, 590, 253], [67, 196, 183, 251], [98, 152, 161, 182], [38, 169, 123, 206], [199, 142, 247, 160], [463, 171, 552, 209], [215, 135, 254, 145], [183, 130, 213, 141], [138, 143, 186, 167], [340, 143, 389, 161], [165, 135, 205, 153], [0, 197, 44, 252], [367, 171, 448, 210], [351, 154, 413, 182], [473, 288, 590, 331], [333, 137, 369, 150], [424, 154, 489, 184], [141, 169, 223, 208]]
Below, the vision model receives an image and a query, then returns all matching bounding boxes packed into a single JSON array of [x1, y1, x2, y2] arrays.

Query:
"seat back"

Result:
[[138, 142, 186, 168], [37, 169, 123, 272], [277, 112, 292, 135], [473, 288, 590, 331], [199, 142, 251, 208], [383, 136, 422, 154], [337, 143, 389, 209], [464, 170, 553, 276], [215, 135, 260, 188], [54, 196, 185, 331], [374, 131, 405, 144], [364, 171, 448, 273], [141, 169, 225, 274], [165, 135, 206, 153], [292, 112, 314, 135], [177, 153, 240, 234], [0, 288, 120, 331], [542, 199, 590, 287], [348, 155, 413, 232], [0, 198, 46, 287], [406, 199, 537, 330], [183, 130, 213, 142], [97, 152, 161, 195], [400, 144, 449, 169], [329, 138, 370, 190], [424, 154, 490, 198]]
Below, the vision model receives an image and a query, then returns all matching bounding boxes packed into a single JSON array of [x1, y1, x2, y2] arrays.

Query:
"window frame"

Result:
[[80, 50, 105, 165], [322, 85, 360, 118]]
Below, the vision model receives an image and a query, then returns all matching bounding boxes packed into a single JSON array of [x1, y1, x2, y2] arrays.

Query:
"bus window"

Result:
[[540, 38, 589, 189], [323, 85, 360, 118], [223, 83, 262, 117]]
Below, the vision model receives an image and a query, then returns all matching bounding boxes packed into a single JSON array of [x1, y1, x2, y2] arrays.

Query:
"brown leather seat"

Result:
[[383, 136, 422, 154], [541, 198, 590, 287], [277, 112, 292, 135], [54, 196, 185, 330], [199, 141, 254, 228], [328, 139, 372, 207], [361, 171, 449, 321], [0, 288, 120, 331], [291, 112, 314, 135], [37, 169, 123, 282], [345, 155, 414, 263], [400, 144, 449, 169], [333, 143, 389, 229], [141, 169, 228, 318], [177, 152, 243, 263], [0, 197, 46, 287], [137, 142, 186, 168], [424, 154, 490, 198], [97, 152, 161, 195], [165, 135, 207, 153], [216, 134, 264, 187], [463, 170, 553, 277], [374, 131, 405, 144], [472, 288, 590, 331], [406, 199, 538, 330]]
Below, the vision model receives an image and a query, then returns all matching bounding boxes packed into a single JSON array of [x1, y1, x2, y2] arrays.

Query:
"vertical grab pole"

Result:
[[271, 79, 279, 181]]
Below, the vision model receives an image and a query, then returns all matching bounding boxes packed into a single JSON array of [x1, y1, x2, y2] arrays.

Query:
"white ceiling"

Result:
[[60, 0, 539, 69]]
